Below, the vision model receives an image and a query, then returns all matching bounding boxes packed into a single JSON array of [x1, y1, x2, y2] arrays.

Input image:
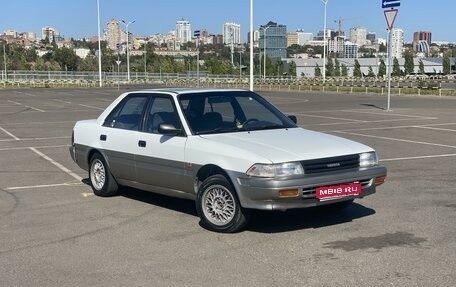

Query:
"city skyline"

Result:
[[1, 0, 455, 43]]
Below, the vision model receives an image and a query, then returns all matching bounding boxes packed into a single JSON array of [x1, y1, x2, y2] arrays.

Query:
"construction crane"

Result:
[[334, 16, 362, 38]]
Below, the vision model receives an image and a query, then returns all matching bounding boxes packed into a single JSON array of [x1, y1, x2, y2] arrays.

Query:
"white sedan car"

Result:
[[70, 88, 387, 232]]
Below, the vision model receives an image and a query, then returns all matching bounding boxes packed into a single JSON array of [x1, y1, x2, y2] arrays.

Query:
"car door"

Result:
[[99, 93, 149, 181], [134, 95, 190, 193]]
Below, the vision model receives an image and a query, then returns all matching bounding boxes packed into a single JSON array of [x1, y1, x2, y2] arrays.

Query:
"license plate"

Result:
[[316, 183, 362, 200]]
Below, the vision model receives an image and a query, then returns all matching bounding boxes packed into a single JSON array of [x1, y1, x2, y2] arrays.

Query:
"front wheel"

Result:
[[89, 153, 119, 197], [196, 175, 250, 233]]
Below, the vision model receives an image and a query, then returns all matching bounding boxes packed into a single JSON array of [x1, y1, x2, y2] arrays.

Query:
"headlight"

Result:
[[246, 162, 304, 178], [359, 152, 378, 167]]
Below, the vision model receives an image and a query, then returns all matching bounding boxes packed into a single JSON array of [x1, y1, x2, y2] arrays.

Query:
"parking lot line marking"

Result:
[[53, 99, 72, 104], [0, 126, 20, 140], [327, 122, 456, 133], [6, 182, 84, 191], [333, 131, 456, 149], [293, 113, 366, 122], [0, 145, 69, 151], [306, 117, 431, 127], [1, 120, 75, 126], [13, 91, 36, 97], [7, 100, 22, 105], [29, 106, 46, 112], [29, 147, 83, 182], [338, 110, 438, 120], [96, 98, 112, 102], [6, 100, 45, 112], [381, 153, 456, 162], [0, 136, 69, 142], [415, 126, 456, 132], [78, 104, 104, 110]]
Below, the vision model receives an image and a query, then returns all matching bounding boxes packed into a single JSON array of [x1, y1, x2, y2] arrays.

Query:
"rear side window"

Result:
[[103, 95, 148, 131]]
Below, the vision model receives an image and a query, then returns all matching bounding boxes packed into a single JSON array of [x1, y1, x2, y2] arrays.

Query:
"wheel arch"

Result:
[[194, 164, 240, 197]]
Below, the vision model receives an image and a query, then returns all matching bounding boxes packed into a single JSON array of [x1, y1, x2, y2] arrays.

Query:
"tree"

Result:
[[341, 64, 348, 77], [367, 66, 375, 77], [353, 59, 362, 77], [378, 59, 386, 77], [325, 58, 334, 77], [418, 59, 425, 74], [404, 51, 415, 75], [287, 61, 296, 77], [392, 57, 402, 76], [315, 64, 322, 77], [334, 58, 341, 77], [54, 47, 80, 71], [443, 50, 451, 74]]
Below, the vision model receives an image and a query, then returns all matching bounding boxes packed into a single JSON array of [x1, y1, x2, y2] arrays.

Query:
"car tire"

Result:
[[89, 153, 119, 197], [196, 175, 250, 233]]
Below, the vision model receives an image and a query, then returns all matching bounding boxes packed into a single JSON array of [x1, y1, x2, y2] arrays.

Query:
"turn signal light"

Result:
[[375, 176, 386, 186], [278, 189, 299, 198]]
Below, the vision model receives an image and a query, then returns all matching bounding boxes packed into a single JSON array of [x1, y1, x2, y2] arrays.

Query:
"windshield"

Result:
[[178, 91, 297, 135]]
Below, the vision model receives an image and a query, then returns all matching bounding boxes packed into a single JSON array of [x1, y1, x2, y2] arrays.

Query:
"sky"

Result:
[[1, 0, 455, 43]]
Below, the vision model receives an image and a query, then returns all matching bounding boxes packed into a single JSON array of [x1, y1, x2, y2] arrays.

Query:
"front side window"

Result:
[[103, 94, 148, 131], [144, 96, 182, 134]]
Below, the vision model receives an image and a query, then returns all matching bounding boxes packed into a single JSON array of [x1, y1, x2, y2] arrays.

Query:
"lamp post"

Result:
[[263, 25, 271, 79], [321, 0, 328, 84], [144, 42, 147, 79], [2, 40, 6, 81], [121, 19, 135, 81], [249, 0, 254, 91], [97, 0, 102, 87]]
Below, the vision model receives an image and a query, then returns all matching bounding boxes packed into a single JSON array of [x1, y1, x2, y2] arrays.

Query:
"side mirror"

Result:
[[287, 115, 297, 124], [158, 124, 183, 136]]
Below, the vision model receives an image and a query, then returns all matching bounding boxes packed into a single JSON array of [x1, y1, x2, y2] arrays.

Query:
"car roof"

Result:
[[131, 88, 249, 96]]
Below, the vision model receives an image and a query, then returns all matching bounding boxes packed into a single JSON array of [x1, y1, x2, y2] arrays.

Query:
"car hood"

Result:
[[199, 127, 373, 163]]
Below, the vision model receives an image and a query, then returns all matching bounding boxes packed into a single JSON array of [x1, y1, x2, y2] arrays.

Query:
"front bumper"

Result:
[[231, 166, 387, 211]]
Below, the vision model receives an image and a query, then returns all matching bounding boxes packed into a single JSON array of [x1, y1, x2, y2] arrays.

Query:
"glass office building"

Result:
[[259, 21, 287, 63]]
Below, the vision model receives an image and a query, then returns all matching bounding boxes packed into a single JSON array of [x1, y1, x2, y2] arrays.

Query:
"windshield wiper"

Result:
[[195, 127, 240, 135], [244, 124, 286, 131]]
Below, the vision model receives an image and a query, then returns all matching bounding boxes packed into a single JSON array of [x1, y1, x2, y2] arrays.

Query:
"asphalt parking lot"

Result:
[[0, 86, 455, 286]]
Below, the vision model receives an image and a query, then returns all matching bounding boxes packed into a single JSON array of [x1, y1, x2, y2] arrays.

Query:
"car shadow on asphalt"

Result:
[[247, 204, 376, 233], [116, 185, 376, 233]]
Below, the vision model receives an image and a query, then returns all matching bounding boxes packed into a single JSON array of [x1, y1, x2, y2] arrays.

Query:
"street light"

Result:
[[2, 40, 6, 81], [263, 25, 271, 79], [97, 0, 102, 87], [121, 19, 135, 81], [249, 0, 254, 91], [321, 0, 328, 83]]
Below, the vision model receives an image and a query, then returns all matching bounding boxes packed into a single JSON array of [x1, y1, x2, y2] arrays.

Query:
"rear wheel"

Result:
[[89, 153, 119, 197], [196, 175, 249, 233]]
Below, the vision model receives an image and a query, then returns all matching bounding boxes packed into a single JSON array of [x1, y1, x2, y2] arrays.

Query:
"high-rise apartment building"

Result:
[[413, 31, 432, 52], [223, 22, 241, 44], [391, 28, 404, 59], [259, 21, 287, 62], [41, 26, 59, 41], [105, 19, 123, 51], [350, 27, 367, 46], [413, 31, 432, 46], [176, 19, 191, 44], [288, 30, 313, 46]]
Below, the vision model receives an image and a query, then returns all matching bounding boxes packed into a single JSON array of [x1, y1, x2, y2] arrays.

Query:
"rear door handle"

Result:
[[138, 140, 146, 147], [100, 134, 107, 141]]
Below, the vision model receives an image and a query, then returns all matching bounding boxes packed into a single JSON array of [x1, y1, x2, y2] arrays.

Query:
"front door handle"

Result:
[[138, 140, 146, 147]]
